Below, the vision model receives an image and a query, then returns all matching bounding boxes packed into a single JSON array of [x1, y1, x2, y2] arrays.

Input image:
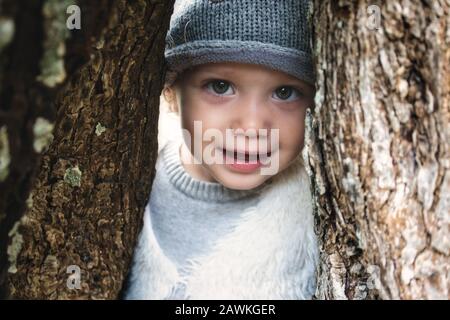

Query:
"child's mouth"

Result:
[[221, 148, 272, 173]]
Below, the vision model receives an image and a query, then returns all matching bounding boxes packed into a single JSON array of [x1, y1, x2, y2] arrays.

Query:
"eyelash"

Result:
[[203, 79, 304, 102]]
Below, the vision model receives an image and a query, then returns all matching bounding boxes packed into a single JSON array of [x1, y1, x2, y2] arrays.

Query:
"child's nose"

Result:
[[230, 98, 272, 134]]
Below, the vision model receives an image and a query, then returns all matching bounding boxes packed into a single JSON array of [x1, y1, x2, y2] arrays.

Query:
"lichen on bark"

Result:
[[7, 0, 174, 299], [0, 126, 10, 182], [63, 165, 82, 187], [33, 117, 54, 153], [0, 17, 14, 52], [7, 222, 24, 274], [36, 0, 75, 87]]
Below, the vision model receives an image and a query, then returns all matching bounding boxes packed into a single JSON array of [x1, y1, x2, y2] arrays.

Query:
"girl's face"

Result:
[[170, 62, 314, 190]]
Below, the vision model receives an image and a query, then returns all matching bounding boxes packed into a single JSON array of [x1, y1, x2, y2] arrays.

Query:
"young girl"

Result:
[[125, 0, 318, 300]]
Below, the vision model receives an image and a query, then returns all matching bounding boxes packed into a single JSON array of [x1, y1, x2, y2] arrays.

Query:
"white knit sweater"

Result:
[[125, 139, 318, 300]]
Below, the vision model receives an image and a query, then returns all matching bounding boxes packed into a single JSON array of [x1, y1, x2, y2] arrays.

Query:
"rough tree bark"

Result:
[[1, 0, 173, 299], [307, 0, 449, 299], [0, 0, 117, 298]]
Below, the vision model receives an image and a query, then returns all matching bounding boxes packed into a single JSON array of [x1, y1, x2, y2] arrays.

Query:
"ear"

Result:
[[162, 86, 180, 114]]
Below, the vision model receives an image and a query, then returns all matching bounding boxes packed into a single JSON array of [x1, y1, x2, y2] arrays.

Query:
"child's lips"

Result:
[[219, 149, 273, 174]]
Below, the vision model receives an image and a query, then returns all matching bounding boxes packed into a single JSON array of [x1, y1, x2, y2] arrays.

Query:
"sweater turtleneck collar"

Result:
[[160, 139, 270, 202]]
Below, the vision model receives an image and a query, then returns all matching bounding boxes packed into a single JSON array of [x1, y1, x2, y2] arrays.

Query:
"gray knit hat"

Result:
[[164, 0, 315, 86]]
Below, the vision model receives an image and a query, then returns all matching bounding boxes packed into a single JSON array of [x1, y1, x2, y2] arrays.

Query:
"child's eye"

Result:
[[273, 86, 303, 102], [205, 80, 234, 96]]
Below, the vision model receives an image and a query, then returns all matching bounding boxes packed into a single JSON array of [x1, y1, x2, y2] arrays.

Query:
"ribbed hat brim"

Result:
[[165, 40, 315, 86]]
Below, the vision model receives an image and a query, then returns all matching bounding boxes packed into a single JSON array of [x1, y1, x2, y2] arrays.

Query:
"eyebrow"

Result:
[[196, 68, 237, 78], [195, 68, 309, 89]]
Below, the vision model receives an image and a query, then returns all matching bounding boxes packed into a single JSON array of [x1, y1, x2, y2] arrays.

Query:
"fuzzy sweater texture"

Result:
[[125, 138, 318, 300]]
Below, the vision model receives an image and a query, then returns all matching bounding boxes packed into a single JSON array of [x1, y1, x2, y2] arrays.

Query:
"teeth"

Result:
[[223, 148, 271, 163]]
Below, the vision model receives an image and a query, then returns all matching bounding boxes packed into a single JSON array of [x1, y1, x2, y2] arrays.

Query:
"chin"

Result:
[[210, 165, 271, 191], [220, 178, 266, 191]]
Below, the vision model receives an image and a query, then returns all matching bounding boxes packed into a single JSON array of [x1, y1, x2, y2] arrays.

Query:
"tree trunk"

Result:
[[308, 0, 449, 299], [1, 0, 173, 299], [0, 0, 116, 298]]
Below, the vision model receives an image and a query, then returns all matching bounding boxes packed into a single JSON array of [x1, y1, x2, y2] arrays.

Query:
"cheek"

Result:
[[179, 92, 203, 130], [277, 110, 306, 150], [181, 90, 228, 126], [179, 99, 224, 146], [274, 113, 305, 161]]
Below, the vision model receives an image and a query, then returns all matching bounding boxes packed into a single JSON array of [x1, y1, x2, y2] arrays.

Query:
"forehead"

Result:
[[187, 62, 302, 83]]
